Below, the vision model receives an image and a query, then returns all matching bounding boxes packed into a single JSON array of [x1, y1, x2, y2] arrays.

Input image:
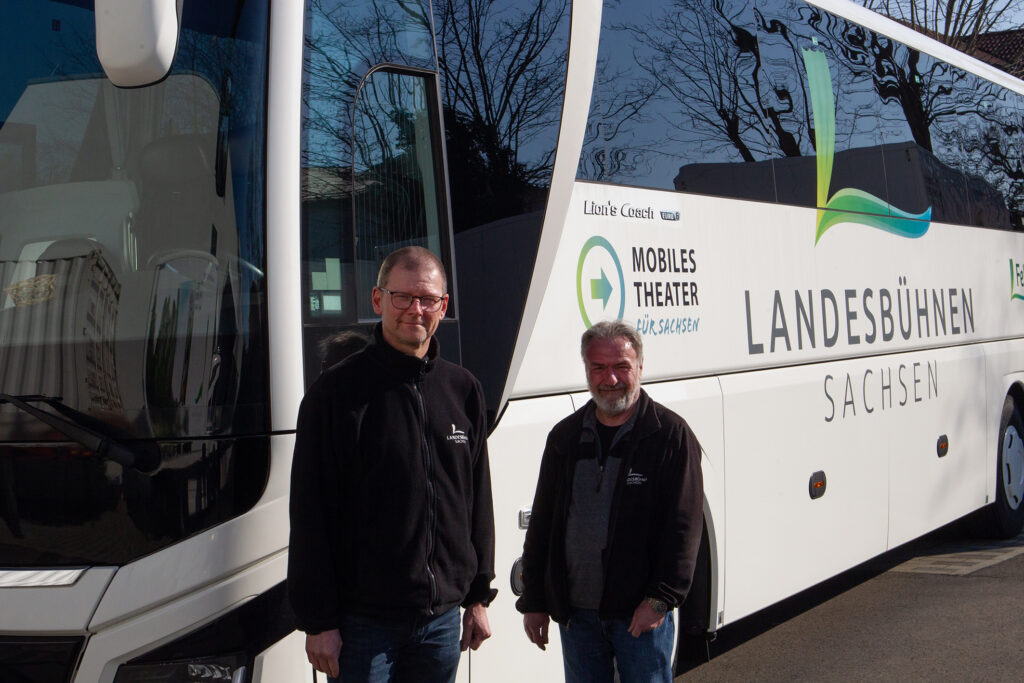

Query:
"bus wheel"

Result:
[[987, 396, 1024, 538]]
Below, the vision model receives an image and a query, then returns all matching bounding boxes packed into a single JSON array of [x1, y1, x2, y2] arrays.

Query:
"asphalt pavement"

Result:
[[677, 523, 1024, 681]]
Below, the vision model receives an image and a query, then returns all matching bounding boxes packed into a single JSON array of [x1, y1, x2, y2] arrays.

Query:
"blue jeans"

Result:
[[327, 607, 461, 683], [558, 608, 674, 683]]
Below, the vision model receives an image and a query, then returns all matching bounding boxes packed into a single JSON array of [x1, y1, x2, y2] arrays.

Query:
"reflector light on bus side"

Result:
[[809, 471, 827, 500]]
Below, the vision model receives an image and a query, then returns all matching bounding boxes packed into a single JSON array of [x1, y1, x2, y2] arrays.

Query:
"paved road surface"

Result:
[[678, 523, 1024, 681]]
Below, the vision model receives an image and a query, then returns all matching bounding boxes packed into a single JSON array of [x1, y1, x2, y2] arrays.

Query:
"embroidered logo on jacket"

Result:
[[447, 424, 469, 445], [626, 468, 647, 486]]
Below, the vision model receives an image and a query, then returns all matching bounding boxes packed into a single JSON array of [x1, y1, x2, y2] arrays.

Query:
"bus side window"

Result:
[[579, 0, 777, 202], [351, 69, 450, 321], [1011, 93, 1024, 231], [299, 69, 451, 324], [949, 67, 1016, 231]]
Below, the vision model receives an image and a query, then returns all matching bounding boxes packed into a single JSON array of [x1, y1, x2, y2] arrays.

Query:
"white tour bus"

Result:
[[2, 0, 1024, 680]]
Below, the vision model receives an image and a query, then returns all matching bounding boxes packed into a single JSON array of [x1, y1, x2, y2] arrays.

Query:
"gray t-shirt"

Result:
[[564, 409, 636, 609]]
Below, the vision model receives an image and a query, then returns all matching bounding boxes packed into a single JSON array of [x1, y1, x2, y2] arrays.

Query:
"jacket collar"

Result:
[[632, 389, 663, 439], [368, 323, 437, 381]]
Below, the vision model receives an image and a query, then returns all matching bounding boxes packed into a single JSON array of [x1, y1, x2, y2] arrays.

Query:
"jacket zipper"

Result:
[[414, 382, 439, 614], [600, 432, 636, 614]]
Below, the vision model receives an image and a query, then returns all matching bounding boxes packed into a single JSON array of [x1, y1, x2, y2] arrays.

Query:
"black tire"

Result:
[[985, 396, 1024, 538]]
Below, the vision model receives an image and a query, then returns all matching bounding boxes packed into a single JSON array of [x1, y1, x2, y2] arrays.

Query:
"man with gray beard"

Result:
[[515, 320, 703, 682]]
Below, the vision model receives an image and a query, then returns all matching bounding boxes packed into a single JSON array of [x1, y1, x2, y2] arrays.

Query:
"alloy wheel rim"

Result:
[[1002, 425, 1024, 510]]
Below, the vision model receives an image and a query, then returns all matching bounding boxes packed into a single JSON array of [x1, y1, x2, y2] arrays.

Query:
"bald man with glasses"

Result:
[[288, 246, 496, 682]]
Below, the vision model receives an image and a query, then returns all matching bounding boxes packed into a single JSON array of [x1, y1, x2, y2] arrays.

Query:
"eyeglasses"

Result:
[[378, 287, 446, 312]]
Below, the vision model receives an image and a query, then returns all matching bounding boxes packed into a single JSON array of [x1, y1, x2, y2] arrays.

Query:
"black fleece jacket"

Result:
[[515, 389, 703, 623], [287, 325, 496, 633]]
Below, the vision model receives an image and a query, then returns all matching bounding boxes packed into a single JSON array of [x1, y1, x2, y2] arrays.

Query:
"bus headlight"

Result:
[[113, 654, 247, 683]]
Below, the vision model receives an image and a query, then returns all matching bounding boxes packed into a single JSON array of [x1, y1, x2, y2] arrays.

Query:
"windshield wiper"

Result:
[[0, 394, 159, 472]]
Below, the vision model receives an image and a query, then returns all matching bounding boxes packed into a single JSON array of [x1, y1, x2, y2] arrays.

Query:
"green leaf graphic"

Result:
[[801, 49, 931, 244]]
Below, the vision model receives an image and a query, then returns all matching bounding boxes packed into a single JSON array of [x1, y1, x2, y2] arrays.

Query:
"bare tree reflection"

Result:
[[579, 0, 1022, 226], [859, 0, 1024, 63], [302, 0, 435, 198], [302, 0, 569, 233], [434, 0, 569, 230]]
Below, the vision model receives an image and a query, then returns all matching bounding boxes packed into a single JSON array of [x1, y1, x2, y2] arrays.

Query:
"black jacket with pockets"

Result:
[[288, 325, 496, 633], [515, 389, 703, 623]]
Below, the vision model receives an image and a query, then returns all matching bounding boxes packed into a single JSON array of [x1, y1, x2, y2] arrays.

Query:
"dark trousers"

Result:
[[558, 608, 674, 683], [327, 607, 461, 683]]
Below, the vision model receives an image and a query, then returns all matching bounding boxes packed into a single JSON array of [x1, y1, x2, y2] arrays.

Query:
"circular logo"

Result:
[[576, 236, 625, 327]]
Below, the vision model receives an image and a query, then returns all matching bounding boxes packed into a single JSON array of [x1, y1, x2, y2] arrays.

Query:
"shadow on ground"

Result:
[[674, 513, 1018, 676]]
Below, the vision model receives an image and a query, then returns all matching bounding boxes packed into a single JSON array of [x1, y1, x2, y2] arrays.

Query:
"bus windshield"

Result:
[[0, 1, 269, 442], [0, 0, 270, 566]]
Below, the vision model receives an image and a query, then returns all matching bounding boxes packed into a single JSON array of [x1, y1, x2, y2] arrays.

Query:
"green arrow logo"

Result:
[[577, 236, 625, 327], [591, 269, 613, 309]]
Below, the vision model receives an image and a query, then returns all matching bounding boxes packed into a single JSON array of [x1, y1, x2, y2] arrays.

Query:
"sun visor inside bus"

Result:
[[94, 0, 183, 88]]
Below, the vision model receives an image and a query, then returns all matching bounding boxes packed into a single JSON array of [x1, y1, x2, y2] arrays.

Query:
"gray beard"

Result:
[[591, 386, 639, 416]]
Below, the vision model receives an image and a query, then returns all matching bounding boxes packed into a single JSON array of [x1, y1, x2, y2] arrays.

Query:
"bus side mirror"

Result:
[[95, 0, 182, 88]]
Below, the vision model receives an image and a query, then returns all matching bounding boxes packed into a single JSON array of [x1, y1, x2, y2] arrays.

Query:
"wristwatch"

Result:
[[645, 597, 669, 614]]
